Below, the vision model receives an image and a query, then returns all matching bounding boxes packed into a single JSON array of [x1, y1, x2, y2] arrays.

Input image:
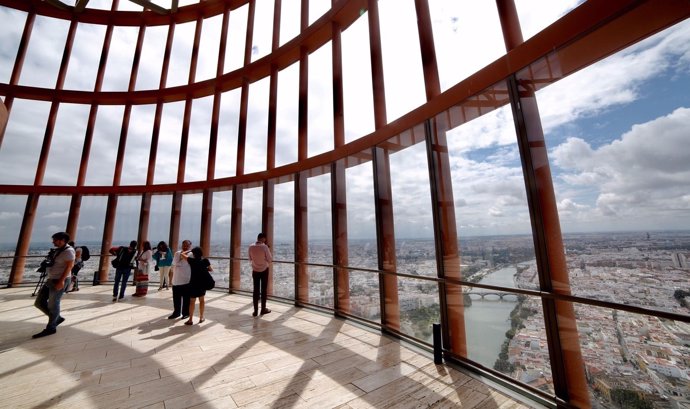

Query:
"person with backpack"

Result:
[[109, 241, 137, 302], [66, 242, 90, 292]]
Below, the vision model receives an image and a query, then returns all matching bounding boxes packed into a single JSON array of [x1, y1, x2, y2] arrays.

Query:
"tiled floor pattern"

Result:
[[0, 285, 537, 408]]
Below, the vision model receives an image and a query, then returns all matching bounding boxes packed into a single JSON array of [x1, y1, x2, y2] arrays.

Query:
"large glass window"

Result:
[[121, 104, 155, 186], [0, 195, 26, 283], [275, 63, 299, 167], [196, 14, 222, 82], [428, 1, 504, 92], [279, 0, 300, 47], [251, 0, 274, 62], [225, 5, 248, 73], [346, 158, 377, 270], [341, 15, 374, 143], [515, 0, 584, 42], [0, 99, 51, 185], [154, 101, 184, 184], [166, 21, 195, 87], [308, 172, 333, 308], [378, 0, 425, 123], [273, 180, 294, 300], [85, 105, 124, 186], [112, 196, 141, 244], [445, 105, 537, 290], [210, 190, 232, 288], [240, 187, 262, 292], [244, 77, 269, 174], [63, 23, 106, 91], [101, 26, 137, 91], [147, 194, 172, 247], [308, 43, 334, 158], [180, 193, 202, 246], [43, 103, 90, 186], [184, 96, 212, 182], [0, 7, 25, 84], [136, 25, 168, 90], [19, 15, 68, 88], [537, 20, 690, 312], [215, 89, 240, 178], [75, 195, 108, 272]]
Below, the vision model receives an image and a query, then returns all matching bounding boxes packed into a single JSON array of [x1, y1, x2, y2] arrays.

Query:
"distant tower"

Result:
[[671, 253, 688, 269], [646, 232, 650, 240]]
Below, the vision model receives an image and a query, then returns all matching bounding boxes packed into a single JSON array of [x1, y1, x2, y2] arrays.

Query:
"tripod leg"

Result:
[[32, 272, 46, 297]]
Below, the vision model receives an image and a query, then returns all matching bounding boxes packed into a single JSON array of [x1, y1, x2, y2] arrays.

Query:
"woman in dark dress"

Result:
[[182, 247, 213, 325]]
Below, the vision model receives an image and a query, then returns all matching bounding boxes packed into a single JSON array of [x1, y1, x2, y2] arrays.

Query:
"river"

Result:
[[464, 265, 518, 368]]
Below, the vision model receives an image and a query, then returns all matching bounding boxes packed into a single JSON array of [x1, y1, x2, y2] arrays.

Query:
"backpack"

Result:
[[79, 246, 91, 262]]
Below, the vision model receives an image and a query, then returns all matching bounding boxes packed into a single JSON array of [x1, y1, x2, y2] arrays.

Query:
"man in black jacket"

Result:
[[109, 240, 137, 302]]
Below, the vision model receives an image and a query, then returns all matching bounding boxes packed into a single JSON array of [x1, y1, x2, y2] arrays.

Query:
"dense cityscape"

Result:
[[1, 230, 688, 408]]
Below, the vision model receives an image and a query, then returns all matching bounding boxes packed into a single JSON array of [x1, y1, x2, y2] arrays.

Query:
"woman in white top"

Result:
[[133, 241, 153, 297]]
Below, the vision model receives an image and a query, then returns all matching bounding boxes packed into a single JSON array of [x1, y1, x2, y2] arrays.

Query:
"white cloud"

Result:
[[0, 212, 21, 220]]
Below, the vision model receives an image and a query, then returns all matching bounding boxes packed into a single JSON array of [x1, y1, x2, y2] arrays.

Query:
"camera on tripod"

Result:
[[36, 248, 57, 273]]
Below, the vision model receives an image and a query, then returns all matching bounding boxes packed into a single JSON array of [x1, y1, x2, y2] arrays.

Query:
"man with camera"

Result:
[[32, 231, 75, 338]]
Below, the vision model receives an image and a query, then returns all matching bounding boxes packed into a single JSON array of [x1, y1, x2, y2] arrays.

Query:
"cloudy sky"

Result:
[[0, 0, 689, 248]]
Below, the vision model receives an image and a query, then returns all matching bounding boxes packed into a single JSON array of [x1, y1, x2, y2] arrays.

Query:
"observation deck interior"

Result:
[[0, 285, 535, 409]]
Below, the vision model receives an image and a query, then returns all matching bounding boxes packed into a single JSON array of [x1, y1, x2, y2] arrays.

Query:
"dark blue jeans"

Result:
[[34, 278, 67, 331], [113, 267, 132, 299]]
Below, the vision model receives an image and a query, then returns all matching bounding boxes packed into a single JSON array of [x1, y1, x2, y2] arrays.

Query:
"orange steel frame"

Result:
[[2, 0, 690, 407]]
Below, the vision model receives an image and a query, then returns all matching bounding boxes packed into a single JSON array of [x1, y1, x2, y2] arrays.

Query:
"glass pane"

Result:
[[225, 5, 248, 73], [196, 14, 222, 82], [0, 195, 26, 283], [273, 180, 294, 299], [245, 77, 269, 174], [308, 173, 332, 263], [63, 23, 106, 91], [121, 104, 155, 186], [112, 196, 141, 244], [85, 105, 124, 186], [308, 1, 329, 26], [309, 265, 333, 308], [29, 196, 70, 249], [148, 194, 172, 245], [167, 21, 195, 87], [515, 0, 584, 42], [463, 284, 551, 393], [185, 95, 212, 182], [445, 105, 537, 289], [136, 25, 168, 91], [19, 15, 68, 88], [378, 0, 425, 123], [346, 158, 378, 270], [537, 20, 690, 311], [101, 26, 137, 91], [428, 1, 504, 92], [574, 304, 690, 406], [251, 0, 274, 62], [43, 103, 90, 186], [308, 42, 333, 158], [275, 63, 298, 167], [0, 7, 25, 84], [349, 269, 380, 322], [342, 15, 374, 143], [398, 275, 439, 343], [180, 193, 202, 246], [279, 0, 300, 47], [388, 130, 436, 277], [0, 99, 51, 185], [75, 195, 108, 275], [215, 88, 240, 178], [154, 101, 184, 184], [241, 187, 262, 292], [210, 190, 232, 257]]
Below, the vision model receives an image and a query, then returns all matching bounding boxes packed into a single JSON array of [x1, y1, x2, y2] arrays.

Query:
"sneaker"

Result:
[[32, 328, 57, 339], [56, 317, 65, 326], [260, 309, 271, 315], [167, 314, 180, 319]]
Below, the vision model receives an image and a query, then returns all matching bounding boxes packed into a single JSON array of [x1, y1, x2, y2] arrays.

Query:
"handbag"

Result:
[[205, 271, 215, 290], [111, 258, 118, 268]]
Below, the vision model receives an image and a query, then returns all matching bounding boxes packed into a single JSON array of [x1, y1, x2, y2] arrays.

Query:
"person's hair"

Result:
[[257, 232, 266, 240], [129, 240, 137, 248], [68, 241, 75, 247], [191, 246, 203, 259], [182, 239, 192, 246], [143, 241, 151, 251], [157, 241, 168, 252], [52, 232, 70, 242]]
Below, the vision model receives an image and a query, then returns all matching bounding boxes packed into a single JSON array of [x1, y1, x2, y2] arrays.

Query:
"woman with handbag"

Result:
[[153, 241, 173, 290], [182, 246, 213, 325], [133, 241, 152, 297]]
